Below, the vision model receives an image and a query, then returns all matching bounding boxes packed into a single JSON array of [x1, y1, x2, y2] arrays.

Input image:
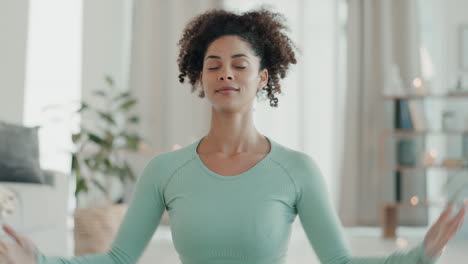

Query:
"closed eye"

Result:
[[207, 66, 246, 70]]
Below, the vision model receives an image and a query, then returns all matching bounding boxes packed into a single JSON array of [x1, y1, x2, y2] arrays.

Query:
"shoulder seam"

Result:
[[267, 156, 300, 208], [160, 155, 198, 205]]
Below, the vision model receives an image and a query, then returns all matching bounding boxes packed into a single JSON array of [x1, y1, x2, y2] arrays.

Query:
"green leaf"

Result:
[[114, 92, 130, 101], [120, 99, 137, 110], [72, 133, 82, 144], [84, 158, 95, 169], [116, 168, 125, 182], [98, 111, 116, 125], [93, 90, 107, 97], [78, 102, 88, 112], [105, 75, 114, 86], [128, 116, 140, 123], [75, 177, 88, 196], [123, 162, 136, 181], [91, 179, 107, 195], [125, 134, 141, 150], [103, 158, 112, 171], [71, 153, 79, 172], [88, 133, 105, 145]]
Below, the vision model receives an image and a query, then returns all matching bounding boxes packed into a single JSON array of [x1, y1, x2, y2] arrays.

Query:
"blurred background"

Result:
[[0, 0, 467, 262]]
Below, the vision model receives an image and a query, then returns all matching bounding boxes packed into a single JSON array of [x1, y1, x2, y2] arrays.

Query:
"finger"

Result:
[[435, 204, 455, 226], [0, 241, 7, 255], [2, 225, 24, 247], [440, 206, 466, 243], [447, 206, 466, 237], [429, 204, 455, 235], [448, 206, 466, 226]]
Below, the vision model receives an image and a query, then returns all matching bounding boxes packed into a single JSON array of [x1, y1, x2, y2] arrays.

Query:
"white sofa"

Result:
[[1, 169, 70, 256]]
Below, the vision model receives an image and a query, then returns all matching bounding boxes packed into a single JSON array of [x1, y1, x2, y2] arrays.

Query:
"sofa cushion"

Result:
[[0, 121, 44, 183]]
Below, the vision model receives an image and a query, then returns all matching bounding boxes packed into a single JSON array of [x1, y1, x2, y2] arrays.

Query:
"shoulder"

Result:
[[269, 141, 328, 203], [269, 140, 321, 176], [139, 142, 197, 185], [147, 145, 195, 169]]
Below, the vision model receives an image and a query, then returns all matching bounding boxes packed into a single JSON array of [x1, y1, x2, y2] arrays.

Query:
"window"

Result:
[[24, 0, 82, 173]]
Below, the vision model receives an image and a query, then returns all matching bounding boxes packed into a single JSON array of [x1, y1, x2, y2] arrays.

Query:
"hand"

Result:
[[0, 225, 37, 264], [423, 203, 466, 258]]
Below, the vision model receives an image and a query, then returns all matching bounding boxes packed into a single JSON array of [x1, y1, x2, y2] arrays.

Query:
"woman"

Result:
[[1, 8, 465, 264]]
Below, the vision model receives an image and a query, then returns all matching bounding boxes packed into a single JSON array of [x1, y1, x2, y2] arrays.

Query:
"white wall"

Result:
[[0, 0, 29, 124], [81, 0, 132, 99]]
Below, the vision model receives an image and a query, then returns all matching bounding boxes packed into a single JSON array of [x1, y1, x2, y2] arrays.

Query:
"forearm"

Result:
[[343, 242, 440, 264], [36, 246, 135, 264]]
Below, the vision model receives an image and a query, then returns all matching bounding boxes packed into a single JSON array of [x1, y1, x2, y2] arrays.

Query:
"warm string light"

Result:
[[411, 77, 427, 96], [410, 196, 419, 206], [412, 78, 423, 89], [422, 150, 438, 166]]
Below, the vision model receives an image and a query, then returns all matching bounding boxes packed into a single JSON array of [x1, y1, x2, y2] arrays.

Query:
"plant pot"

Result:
[[73, 203, 127, 255]]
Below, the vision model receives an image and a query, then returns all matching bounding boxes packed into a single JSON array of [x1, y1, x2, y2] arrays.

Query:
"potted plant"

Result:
[[71, 75, 147, 255]]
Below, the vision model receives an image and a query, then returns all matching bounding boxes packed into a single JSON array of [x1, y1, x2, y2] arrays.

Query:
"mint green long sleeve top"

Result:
[[37, 136, 439, 264]]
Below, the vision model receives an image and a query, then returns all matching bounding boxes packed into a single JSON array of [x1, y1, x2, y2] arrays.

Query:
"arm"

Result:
[[37, 156, 167, 264], [294, 154, 439, 264]]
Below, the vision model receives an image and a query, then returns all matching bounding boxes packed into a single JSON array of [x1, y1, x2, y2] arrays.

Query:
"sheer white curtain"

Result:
[[337, 0, 425, 226], [128, 0, 219, 162]]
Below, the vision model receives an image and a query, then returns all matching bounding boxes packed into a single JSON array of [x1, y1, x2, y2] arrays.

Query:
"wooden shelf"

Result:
[[381, 201, 445, 238], [380, 200, 468, 238], [380, 90, 468, 238], [390, 165, 466, 172], [383, 93, 468, 100], [382, 201, 451, 209], [382, 129, 468, 136]]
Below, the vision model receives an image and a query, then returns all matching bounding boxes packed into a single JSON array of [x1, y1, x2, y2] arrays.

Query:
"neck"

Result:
[[200, 106, 266, 156]]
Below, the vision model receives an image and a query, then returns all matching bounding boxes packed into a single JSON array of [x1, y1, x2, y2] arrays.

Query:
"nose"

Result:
[[218, 68, 234, 81]]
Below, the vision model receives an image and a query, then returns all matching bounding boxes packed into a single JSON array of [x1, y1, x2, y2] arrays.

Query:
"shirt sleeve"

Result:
[[294, 153, 441, 264], [36, 156, 167, 264]]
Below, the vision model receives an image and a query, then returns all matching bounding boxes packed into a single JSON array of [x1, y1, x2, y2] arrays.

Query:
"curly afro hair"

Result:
[[177, 8, 298, 107]]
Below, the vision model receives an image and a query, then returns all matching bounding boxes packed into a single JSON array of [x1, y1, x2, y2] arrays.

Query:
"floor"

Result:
[[137, 219, 468, 263]]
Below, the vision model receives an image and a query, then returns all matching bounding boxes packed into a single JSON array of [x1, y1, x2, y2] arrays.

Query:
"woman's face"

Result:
[[200, 35, 268, 113]]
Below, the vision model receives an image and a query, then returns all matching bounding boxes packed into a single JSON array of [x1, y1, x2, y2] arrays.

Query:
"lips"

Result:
[[216, 86, 239, 92]]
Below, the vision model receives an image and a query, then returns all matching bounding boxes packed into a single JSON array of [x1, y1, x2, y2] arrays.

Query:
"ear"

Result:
[[258, 69, 268, 90]]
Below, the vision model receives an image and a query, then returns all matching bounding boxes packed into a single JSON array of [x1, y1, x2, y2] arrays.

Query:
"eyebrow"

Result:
[[204, 54, 249, 61]]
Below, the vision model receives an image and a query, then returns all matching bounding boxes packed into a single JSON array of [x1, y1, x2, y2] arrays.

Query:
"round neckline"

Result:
[[193, 135, 275, 180]]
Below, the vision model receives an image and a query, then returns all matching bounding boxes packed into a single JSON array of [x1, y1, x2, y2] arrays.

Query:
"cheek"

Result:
[[242, 72, 260, 85], [205, 70, 219, 79], [201, 71, 213, 86]]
